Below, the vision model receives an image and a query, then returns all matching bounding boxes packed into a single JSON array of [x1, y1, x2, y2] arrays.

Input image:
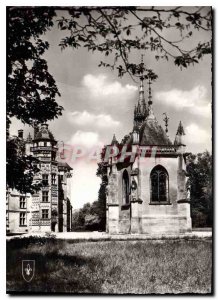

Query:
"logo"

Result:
[[22, 260, 35, 282]]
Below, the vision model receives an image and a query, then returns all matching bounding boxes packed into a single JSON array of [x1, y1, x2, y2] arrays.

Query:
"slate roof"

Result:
[[139, 118, 172, 146], [34, 128, 55, 141], [58, 161, 73, 171]]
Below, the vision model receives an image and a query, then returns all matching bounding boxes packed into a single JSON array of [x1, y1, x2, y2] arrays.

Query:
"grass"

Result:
[[7, 237, 212, 294]]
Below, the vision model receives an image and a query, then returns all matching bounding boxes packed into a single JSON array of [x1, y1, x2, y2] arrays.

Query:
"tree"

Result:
[[6, 137, 41, 193], [7, 6, 212, 193], [8, 6, 212, 127], [94, 146, 109, 230], [7, 7, 63, 193], [57, 6, 212, 80], [7, 7, 63, 129], [186, 151, 212, 227]]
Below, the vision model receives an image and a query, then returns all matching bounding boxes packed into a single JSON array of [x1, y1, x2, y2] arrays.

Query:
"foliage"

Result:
[[186, 151, 212, 227], [71, 146, 108, 231], [7, 6, 212, 193], [84, 214, 101, 230], [7, 7, 63, 128], [7, 7, 63, 193], [72, 193, 106, 231], [7, 239, 212, 293], [6, 137, 41, 194], [57, 6, 212, 80]]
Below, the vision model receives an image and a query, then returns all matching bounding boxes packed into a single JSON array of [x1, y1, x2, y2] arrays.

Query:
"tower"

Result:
[[25, 132, 33, 155], [31, 123, 59, 232], [6, 125, 73, 234], [134, 57, 149, 127]]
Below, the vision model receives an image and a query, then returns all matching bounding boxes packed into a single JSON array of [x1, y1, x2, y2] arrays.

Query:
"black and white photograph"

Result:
[[6, 4, 212, 294]]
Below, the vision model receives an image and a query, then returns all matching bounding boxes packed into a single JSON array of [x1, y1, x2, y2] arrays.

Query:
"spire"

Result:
[[133, 55, 148, 127], [147, 78, 155, 120], [176, 121, 185, 135], [174, 121, 186, 146], [139, 55, 146, 109], [111, 134, 118, 145], [148, 78, 152, 106], [163, 113, 169, 135], [132, 121, 139, 145]]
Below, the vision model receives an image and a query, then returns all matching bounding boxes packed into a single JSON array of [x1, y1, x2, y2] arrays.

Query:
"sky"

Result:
[[10, 7, 212, 209]]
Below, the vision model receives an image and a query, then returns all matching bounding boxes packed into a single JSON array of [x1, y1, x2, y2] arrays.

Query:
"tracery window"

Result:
[[150, 165, 169, 203]]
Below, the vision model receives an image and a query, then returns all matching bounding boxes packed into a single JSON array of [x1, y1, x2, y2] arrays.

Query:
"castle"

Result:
[[6, 124, 73, 234], [105, 73, 192, 235]]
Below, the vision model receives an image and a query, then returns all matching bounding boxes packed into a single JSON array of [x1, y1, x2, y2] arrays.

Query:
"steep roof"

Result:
[[34, 124, 56, 141], [58, 161, 73, 171], [139, 118, 172, 146]]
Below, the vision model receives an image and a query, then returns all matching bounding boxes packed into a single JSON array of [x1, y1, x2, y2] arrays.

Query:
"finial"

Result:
[[140, 77, 144, 92], [163, 113, 169, 134], [148, 78, 152, 106], [147, 77, 156, 120], [177, 121, 185, 135], [111, 134, 118, 145], [174, 121, 186, 147], [139, 55, 145, 90]]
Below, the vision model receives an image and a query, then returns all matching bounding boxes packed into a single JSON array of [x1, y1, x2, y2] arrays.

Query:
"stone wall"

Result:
[[107, 155, 192, 235]]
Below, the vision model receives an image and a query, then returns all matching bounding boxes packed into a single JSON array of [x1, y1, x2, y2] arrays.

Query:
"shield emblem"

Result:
[[22, 260, 35, 282]]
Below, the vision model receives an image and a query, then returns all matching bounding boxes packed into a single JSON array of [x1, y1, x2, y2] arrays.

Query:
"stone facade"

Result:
[[106, 76, 192, 235], [6, 125, 73, 235]]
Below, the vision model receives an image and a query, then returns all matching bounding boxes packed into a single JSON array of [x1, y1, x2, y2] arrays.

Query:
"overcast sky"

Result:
[[10, 7, 212, 209]]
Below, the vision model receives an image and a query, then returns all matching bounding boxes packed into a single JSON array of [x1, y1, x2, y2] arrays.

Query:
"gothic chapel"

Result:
[[106, 67, 192, 235]]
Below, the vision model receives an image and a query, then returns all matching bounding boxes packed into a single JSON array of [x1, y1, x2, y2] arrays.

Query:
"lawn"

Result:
[[7, 237, 212, 294]]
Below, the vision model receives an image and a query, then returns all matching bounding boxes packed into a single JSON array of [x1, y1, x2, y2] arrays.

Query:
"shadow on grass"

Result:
[[7, 238, 103, 293], [7, 237, 212, 294]]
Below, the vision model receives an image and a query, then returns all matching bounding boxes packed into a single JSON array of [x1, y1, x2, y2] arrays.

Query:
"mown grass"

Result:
[[7, 237, 212, 294]]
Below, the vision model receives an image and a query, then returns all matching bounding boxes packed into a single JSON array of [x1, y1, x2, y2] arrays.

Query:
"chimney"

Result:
[[18, 129, 24, 139]]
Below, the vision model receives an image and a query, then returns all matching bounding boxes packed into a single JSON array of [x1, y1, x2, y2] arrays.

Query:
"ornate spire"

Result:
[[132, 123, 139, 145], [111, 134, 118, 145], [176, 121, 185, 135], [148, 78, 152, 106], [163, 113, 169, 135], [133, 55, 148, 127], [139, 54, 145, 108], [174, 121, 186, 146], [147, 78, 155, 120]]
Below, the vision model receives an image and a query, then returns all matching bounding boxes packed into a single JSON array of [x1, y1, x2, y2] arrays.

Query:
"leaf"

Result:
[[126, 28, 131, 36]]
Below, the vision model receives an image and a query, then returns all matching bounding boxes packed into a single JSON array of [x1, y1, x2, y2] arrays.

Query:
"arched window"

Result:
[[150, 165, 169, 203], [122, 170, 130, 204]]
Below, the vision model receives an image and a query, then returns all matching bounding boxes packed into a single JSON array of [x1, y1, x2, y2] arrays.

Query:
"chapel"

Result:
[[105, 65, 192, 235]]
